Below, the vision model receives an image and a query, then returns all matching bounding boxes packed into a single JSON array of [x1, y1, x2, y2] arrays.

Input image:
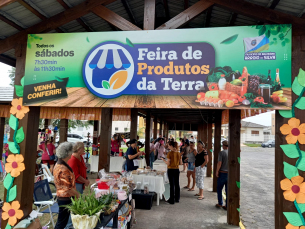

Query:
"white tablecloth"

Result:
[[132, 174, 165, 197], [153, 160, 167, 171], [90, 157, 147, 172]]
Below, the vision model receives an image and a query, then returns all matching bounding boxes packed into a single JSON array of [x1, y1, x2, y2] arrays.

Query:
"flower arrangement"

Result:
[[278, 69, 305, 228]]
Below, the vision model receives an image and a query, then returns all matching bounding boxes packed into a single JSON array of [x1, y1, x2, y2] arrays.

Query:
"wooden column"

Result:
[[153, 116, 158, 139], [98, 108, 112, 172], [213, 111, 222, 192], [144, 0, 155, 30], [93, 120, 99, 145], [206, 122, 212, 177], [159, 120, 163, 137], [197, 123, 203, 141], [59, 119, 68, 143], [145, 112, 151, 166], [275, 35, 305, 228], [0, 117, 5, 161], [130, 108, 138, 140], [228, 109, 241, 226], [164, 122, 168, 139], [44, 119, 50, 129], [2, 42, 41, 229]]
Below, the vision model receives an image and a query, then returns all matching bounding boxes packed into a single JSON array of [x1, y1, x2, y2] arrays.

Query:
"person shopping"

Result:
[[111, 134, 121, 156], [162, 141, 182, 204], [216, 140, 229, 210], [53, 142, 79, 229], [126, 139, 142, 171], [68, 142, 89, 194], [155, 140, 165, 159], [38, 138, 56, 173], [180, 140, 188, 173], [194, 141, 208, 200], [149, 138, 155, 169], [184, 141, 196, 191]]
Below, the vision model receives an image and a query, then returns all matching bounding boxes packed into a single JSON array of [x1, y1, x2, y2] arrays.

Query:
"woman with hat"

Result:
[[194, 141, 209, 200], [38, 137, 56, 173], [149, 138, 155, 169], [126, 139, 142, 171]]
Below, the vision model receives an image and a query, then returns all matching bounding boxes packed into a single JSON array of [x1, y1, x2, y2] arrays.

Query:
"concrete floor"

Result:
[[133, 169, 239, 229], [240, 147, 274, 229]]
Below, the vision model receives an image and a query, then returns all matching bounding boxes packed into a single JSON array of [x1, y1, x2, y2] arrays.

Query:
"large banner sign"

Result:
[[24, 25, 292, 109]]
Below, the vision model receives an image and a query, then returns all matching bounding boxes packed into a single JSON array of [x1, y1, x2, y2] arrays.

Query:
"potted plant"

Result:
[[63, 192, 105, 229], [92, 144, 99, 155]]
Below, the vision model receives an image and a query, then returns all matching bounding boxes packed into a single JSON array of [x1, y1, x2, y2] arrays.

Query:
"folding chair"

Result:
[[41, 164, 54, 182], [33, 179, 58, 228]]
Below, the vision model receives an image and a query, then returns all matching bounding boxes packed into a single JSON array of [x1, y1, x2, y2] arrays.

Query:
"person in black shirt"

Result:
[[194, 141, 208, 200], [125, 139, 141, 171]]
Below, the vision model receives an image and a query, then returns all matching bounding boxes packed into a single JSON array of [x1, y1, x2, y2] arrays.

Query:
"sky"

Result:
[[0, 62, 273, 126]]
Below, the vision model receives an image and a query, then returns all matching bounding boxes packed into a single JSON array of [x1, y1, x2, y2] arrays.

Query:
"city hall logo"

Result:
[[83, 42, 134, 98], [251, 39, 257, 46]]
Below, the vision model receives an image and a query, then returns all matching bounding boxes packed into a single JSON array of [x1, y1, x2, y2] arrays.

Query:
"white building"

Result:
[[222, 121, 274, 143]]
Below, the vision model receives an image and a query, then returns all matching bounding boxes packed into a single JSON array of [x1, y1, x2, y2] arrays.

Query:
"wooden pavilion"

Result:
[[0, 0, 304, 228]]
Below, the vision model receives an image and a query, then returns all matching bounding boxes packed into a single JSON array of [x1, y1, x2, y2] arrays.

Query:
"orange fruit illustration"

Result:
[[109, 70, 128, 89], [225, 100, 234, 108]]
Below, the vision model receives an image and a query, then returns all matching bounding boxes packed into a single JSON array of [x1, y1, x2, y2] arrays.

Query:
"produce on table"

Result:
[[231, 79, 242, 86], [207, 66, 236, 83], [209, 83, 219, 91], [242, 99, 250, 105], [270, 90, 287, 103], [248, 75, 260, 94]]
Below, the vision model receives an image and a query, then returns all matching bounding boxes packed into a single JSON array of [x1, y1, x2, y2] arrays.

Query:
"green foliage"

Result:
[[297, 68, 305, 87], [16, 127, 25, 144], [126, 38, 134, 47], [207, 66, 233, 83], [63, 191, 105, 216], [279, 110, 293, 119], [137, 127, 145, 139], [280, 144, 300, 158], [102, 80, 110, 89], [298, 203, 305, 213], [9, 114, 17, 130], [295, 97, 305, 110], [254, 25, 291, 47], [292, 77, 304, 96], [15, 85, 23, 97], [296, 151, 305, 171], [5, 224, 12, 229], [236, 181, 240, 188], [4, 173, 13, 190], [283, 212, 303, 226], [7, 185, 17, 202], [7, 141, 18, 154], [8, 67, 15, 86], [283, 162, 299, 179], [220, 34, 238, 44]]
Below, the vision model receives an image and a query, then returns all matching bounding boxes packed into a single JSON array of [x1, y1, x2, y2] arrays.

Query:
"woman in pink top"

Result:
[[38, 138, 56, 173], [155, 140, 165, 159], [111, 134, 121, 156]]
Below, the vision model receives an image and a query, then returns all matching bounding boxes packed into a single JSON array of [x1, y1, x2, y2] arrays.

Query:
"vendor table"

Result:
[[90, 156, 147, 173], [132, 174, 165, 206], [152, 159, 167, 171]]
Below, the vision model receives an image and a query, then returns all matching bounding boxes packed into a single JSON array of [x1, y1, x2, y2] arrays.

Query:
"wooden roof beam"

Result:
[[144, 0, 155, 30], [0, 0, 116, 54], [156, 0, 214, 30], [0, 54, 15, 67], [0, 14, 23, 30], [209, 0, 305, 35], [0, 0, 17, 9], [121, 0, 138, 27], [228, 12, 237, 26], [56, 0, 93, 32], [91, 5, 142, 31]]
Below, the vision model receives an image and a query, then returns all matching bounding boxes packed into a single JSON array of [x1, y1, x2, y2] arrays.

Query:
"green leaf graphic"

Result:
[[237, 157, 240, 164], [126, 38, 134, 47], [279, 110, 293, 118], [295, 97, 305, 110], [4, 173, 13, 190], [296, 151, 305, 171], [292, 77, 304, 96], [86, 37, 90, 43], [220, 34, 238, 44], [283, 162, 299, 179], [259, 26, 266, 36], [102, 81, 110, 89], [9, 114, 18, 130], [281, 41, 286, 47], [5, 224, 12, 229], [8, 141, 18, 154], [20, 77, 24, 86], [265, 30, 271, 38], [298, 203, 305, 213], [283, 212, 303, 226], [280, 144, 299, 158], [16, 127, 25, 144], [7, 185, 17, 202], [297, 68, 305, 87], [236, 181, 240, 188], [55, 76, 64, 82], [237, 208, 240, 212], [15, 85, 23, 97]]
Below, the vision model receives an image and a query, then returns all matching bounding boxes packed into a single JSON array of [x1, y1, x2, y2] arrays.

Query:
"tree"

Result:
[[41, 119, 93, 132], [8, 67, 15, 86], [137, 127, 145, 139]]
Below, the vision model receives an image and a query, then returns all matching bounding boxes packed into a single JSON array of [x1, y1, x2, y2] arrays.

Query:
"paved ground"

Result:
[[133, 146, 275, 229], [133, 168, 239, 229], [240, 146, 274, 229]]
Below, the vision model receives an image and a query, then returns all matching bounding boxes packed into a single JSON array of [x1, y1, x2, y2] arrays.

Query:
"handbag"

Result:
[[46, 147, 55, 161]]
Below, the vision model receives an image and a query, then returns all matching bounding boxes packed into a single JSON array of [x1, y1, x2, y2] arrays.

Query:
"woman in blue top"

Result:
[[125, 139, 141, 171]]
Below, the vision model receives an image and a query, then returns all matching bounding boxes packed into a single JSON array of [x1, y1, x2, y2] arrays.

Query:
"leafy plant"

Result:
[[63, 191, 105, 216]]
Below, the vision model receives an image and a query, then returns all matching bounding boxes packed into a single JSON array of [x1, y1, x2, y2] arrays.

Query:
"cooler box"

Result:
[[132, 190, 154, 210]]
